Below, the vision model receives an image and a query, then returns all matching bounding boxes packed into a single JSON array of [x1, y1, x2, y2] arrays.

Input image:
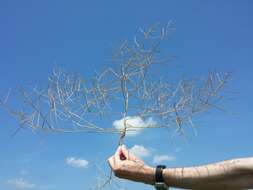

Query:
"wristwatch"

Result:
[[154, 165, 169, 190]]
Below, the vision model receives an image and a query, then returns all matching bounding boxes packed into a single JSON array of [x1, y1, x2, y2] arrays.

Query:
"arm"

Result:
[[163, 157, 253, 190], [108, 146, 253, 190]]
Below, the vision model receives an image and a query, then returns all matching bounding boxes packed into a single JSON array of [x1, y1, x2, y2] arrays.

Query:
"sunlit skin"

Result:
[[108, 145, 253, 190]]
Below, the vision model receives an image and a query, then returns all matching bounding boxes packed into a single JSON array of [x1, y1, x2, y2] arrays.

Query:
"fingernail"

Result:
[[120, 152, 126, 160]]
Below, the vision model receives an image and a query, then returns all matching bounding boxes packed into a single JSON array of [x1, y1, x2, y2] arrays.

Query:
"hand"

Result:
[[108, 145, 155, 185]]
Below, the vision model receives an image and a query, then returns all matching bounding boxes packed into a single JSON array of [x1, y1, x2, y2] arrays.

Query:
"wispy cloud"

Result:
[[66, 157, 89, 169], [129, 145, 151, 158], [113, 116, 156, 136], [6, 178, 35, 189], [153, 155, 176, 164]]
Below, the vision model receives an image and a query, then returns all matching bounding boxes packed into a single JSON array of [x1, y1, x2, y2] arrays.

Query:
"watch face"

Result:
[[154, 182, 168, 189]]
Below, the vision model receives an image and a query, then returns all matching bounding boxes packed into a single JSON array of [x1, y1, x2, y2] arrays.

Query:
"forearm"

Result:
[[163, 157, 253, 190]]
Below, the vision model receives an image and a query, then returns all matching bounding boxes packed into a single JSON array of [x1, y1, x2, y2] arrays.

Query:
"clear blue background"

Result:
[[0, 1, 253, 189]]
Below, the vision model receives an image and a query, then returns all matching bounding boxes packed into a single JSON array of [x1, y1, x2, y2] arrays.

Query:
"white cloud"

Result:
[[153, 155, 176, 164], [7, 178, 35, 189], [66, 157, 89, 169], [113, 116, 156, 136], [129, 145, 151, 158]]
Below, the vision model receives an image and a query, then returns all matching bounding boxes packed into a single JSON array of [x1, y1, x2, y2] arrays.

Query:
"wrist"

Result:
[[154, 165, 169, 189], [142, 166, 156, 185]]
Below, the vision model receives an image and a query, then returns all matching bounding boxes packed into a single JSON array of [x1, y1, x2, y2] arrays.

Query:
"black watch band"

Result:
[[155, 165, 166, 183], [154, 165, 168, 190]]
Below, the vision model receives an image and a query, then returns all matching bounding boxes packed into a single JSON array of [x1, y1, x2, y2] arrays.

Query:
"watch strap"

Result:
[[155, 165, 166, 183], [154, 165, 168, 190]]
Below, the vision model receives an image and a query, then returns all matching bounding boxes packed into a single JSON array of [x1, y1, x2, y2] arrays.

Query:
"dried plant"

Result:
[[0, 23, 231, 189], [1, 24, 230, 144], [1, 23, 230, 144]]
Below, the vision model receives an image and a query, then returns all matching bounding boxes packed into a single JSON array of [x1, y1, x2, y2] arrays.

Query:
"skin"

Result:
[[108, 145, 253, 190]]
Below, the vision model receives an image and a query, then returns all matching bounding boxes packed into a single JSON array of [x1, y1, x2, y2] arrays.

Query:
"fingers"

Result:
[[111, 144, 145, 164], [109, 145, 126, 163], [120, 145, 129, 160], [108, 156, 115, 169], [121, 144, 144, 163], [115, 145, 121, 155], [108, 145, 147, 181], [108, 150, 125, 174], [115, 146, 124, 161]]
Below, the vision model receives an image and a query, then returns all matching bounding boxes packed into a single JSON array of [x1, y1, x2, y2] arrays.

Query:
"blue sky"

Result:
[[0, 1, 253, 190]]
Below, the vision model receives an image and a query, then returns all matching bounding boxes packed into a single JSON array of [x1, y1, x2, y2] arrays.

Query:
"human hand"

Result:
[[108, 145, 155, 185]]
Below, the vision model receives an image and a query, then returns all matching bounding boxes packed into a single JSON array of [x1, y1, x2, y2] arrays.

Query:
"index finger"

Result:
[[113, 145, 122, 160], [115, 145, 128, 161]]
